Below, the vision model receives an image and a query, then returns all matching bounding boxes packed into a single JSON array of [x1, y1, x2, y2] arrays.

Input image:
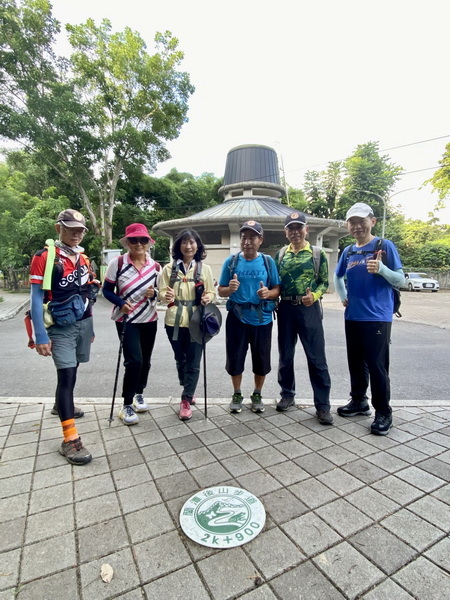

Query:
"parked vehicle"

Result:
[[400, 272, 439, 292]]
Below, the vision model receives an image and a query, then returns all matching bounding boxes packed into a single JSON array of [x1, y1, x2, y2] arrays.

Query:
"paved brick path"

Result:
[[1, 400, 449, 599], [1, 290, 449, 599]]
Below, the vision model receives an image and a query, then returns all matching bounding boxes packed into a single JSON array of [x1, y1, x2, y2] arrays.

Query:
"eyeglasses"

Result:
[[62, 225, 85, 235], [127, 237, 149, 245]]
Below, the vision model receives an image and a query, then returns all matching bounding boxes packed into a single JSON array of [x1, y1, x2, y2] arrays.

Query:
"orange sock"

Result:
[[62, 418, 78, 442]]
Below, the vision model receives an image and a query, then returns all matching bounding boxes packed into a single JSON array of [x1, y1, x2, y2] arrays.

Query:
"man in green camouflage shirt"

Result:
[[275, 212, 333, 424]]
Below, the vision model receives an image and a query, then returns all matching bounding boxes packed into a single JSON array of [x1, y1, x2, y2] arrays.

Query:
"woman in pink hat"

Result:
[[103, 223, 160, 425]]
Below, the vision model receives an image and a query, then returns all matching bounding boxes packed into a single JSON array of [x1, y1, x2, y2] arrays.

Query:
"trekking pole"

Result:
[[108, 315, 128, 426], [201, 304, 207, 420]]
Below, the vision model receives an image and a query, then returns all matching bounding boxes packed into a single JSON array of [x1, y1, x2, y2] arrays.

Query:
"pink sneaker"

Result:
[[189, 395, 196, 405], [179, 398, 192, 421]]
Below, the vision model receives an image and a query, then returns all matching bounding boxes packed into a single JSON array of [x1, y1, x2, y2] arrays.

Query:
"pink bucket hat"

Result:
[[119, 223, 155, 248]]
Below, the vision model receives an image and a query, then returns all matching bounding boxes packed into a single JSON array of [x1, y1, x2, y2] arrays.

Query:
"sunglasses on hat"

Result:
[[127, 237, 150, 245]]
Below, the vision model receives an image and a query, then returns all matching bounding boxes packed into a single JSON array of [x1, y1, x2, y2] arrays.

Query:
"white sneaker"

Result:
[[118, 405, 139, 425], [133, 394, 148, 413]]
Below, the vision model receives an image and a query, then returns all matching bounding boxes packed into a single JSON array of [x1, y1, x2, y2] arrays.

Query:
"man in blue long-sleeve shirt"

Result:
[[334, 202, 405, 436]]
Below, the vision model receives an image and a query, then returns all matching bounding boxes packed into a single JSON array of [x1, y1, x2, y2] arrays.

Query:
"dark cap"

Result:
[[239, 220, 263, 235], [284, 212, 307, 228], [56, 209, 87, 230]]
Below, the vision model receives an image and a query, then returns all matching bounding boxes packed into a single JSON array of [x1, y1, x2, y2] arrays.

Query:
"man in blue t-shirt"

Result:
[[219, 221, 280, 414], [334, 202, 405, 435]]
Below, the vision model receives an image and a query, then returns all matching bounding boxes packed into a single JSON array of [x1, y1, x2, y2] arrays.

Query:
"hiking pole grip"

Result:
[[108, 315, 128, 426]]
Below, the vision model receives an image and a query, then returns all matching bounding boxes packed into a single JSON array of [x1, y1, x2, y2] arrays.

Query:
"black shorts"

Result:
[[225, 309, 273, 376]]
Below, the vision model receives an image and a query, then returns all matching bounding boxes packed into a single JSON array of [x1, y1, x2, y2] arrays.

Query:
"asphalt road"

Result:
[[1, 295, 449, 402]]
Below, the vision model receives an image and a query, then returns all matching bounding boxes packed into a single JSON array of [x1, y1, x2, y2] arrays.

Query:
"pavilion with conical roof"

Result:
[[152, 144, 347, 289]]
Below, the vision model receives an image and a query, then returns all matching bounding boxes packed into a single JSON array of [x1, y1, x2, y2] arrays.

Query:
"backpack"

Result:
[[276, 244, 322, 280], [166, 259, 203, 340], [276, 245, 324, 314], [227, 252, 277, 320], [168, 260, 203, 306], [228, 252, 274, 287], [346, 238, 402, 318], [115, 254, 161, 290]]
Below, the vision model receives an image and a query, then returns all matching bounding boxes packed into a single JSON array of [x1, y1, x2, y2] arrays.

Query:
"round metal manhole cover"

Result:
[[180, 486, 266, 548]]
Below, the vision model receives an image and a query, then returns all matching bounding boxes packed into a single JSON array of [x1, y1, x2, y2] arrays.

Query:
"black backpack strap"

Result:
[[228, 253, 239, 279], [194, 260, 202, 282], [115, 255, 124, 292], [261, 253, 272, 288], [169, 261, 179, 289]]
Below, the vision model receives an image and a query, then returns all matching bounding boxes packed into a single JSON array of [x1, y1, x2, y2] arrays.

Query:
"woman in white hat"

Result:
[[103, 223, 160, 425]]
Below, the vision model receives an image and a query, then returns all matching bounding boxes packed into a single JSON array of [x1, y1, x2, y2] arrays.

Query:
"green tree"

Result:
[[425, 141, 450, 214], [337, 141, 402, 222], [393, 217, 450, 269], [0, 0, 194, 255], [0, 156, 69, 287], [102, 168, 222, 262], [303, 161, 343, 218], [303, 170, 323, 215]]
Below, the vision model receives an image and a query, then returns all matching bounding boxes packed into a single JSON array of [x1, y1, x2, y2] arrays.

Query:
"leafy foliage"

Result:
[[425, 141, 450, 215], [299, 142, 402, 231], [0, 156, 69, 289], [0, 0, 194, 251]]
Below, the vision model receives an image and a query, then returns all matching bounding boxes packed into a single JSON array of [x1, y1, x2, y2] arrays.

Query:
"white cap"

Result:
[[346, 202, 374, 220]]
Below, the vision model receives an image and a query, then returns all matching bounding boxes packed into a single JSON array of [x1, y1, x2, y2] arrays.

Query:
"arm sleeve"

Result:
[[378, 263, 405, 287], [30, 283, 50, 345], [333, 273, 348, 301], [102, 279, 126, 308]]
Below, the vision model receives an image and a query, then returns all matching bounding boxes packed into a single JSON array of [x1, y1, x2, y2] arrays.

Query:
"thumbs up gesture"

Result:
[[257, 280, 269, 299], [302, 287, 314, 307], [229, 272, 240, 292]]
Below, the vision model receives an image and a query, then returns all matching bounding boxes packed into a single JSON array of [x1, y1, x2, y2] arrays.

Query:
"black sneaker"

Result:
[[371, 413, 392, 436], [316, 409, 334, 425], [337, 399, 371, 417], [51, 404, 85, 418], [276, 397, 295, 412]]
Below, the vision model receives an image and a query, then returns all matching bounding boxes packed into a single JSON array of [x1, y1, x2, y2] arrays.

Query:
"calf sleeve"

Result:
[[55, 366, 78, 422]]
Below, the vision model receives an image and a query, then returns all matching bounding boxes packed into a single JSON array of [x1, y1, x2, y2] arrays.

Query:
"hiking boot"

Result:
[[337, 399, 371, 417], [179, 397, 192, 421], [118, 405, 139, 425], [316, 408, 334, 425], [59, 437, 92, 465], [51, 404, 84, 418], [371, 413, 392, 436], [276, 397, 295, 412], [133, 394, 148, 413], [250, 393, 265, 413], [229, 392, 243, 413]]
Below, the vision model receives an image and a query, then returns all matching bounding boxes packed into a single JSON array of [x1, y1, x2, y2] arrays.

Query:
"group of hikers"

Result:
[[29, 203, 405, 466]]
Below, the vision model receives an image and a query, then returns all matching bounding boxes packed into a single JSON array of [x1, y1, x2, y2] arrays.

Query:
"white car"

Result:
[[401, 272, 439, 292]]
